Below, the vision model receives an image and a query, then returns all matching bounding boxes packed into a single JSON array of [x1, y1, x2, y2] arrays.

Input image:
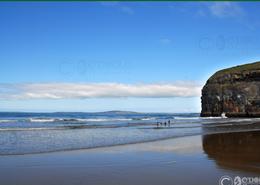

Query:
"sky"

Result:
[[1, 2, 260, 112]]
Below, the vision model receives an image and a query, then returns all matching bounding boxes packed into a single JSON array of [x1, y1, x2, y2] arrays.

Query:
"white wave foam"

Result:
[[25, 117, 156, 123], [0, 127, 64, 131], [174, 117, 200, 120], [27, 117, 134, 123], [0, 119, 15, 123], [140, 118, 155, 121], [200, 117, 224, 119], [71, 118, 133, 122], [78, 118, 108, 122], [29, 118, 57, 123]]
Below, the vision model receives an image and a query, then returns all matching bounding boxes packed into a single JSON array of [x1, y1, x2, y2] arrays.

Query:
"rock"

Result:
[[201, 61, 260, 117]]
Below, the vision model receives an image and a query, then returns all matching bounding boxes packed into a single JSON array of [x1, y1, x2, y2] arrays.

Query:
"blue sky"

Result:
[[1, 2, 260, 112]]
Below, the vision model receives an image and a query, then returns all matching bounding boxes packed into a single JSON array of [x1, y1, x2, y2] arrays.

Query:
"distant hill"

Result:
[[97, 110, 140, 115]]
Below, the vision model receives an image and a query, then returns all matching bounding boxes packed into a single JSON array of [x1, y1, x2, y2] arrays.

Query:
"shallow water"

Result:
[[0, 131, 260, 185], [1, 112, 260, 155]]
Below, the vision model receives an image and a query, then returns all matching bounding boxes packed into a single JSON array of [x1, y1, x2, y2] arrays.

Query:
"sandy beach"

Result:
[[2, 2, 260, 185], [1, 130, 260, 185]]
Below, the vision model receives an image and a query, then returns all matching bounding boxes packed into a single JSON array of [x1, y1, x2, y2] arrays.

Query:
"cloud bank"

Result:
[[0, 82, 202, 100], [208, 2, 245, 18]]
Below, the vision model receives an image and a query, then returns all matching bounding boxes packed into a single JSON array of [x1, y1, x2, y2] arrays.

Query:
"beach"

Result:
[[2, 2, 260, 185], [1, 113, 260, 185], [1, 130, 260, 185]]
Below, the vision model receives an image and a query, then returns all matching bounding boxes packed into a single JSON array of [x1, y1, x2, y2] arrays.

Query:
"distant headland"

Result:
[[201, 61, 260, 117]]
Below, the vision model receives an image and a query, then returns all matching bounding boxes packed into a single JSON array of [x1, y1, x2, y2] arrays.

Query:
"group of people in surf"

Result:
[[156, 120, 171, 128]]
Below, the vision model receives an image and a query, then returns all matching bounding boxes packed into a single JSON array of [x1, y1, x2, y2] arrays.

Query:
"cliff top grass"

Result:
[[209, 61, 260, 81]]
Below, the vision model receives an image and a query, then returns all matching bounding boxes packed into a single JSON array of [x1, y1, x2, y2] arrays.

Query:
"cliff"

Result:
[[201, 61, 260, 117]]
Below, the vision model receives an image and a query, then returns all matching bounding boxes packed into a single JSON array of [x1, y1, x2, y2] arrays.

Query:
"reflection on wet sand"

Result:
[[202, 130, 260, 173], [202, 121, 260, 134]]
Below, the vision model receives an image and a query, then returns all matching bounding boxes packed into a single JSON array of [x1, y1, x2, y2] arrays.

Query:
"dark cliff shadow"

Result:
[[202, 130, 260, 173]]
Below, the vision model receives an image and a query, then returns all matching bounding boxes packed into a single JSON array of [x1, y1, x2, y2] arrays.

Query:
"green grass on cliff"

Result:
[[210, 61, 260, 79]]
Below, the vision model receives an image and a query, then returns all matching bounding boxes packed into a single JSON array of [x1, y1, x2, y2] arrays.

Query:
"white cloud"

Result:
[[0, 82, 202, 100], [208, 2, 245, 18], [168, 3, 245, 19], [100, 2, 135, 15]]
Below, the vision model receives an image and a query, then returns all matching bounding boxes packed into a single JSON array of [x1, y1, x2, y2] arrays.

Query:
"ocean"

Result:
[[1, 111, 260, 155]]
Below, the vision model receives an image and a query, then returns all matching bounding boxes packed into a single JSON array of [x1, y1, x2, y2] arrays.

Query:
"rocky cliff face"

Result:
[[201, 62, 260, 117]]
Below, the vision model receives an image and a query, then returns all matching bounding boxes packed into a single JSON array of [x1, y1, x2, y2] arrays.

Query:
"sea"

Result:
[[1, 111, 260, 155]]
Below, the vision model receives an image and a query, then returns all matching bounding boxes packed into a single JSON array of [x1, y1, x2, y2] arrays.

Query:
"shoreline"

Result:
[[2, 125, 260, 156], [1, 130, 260, 185], [0, 132, 202, 157]]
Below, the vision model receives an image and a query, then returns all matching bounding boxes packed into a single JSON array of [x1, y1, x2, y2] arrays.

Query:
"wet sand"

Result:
[[1, 130, 260, 185]]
